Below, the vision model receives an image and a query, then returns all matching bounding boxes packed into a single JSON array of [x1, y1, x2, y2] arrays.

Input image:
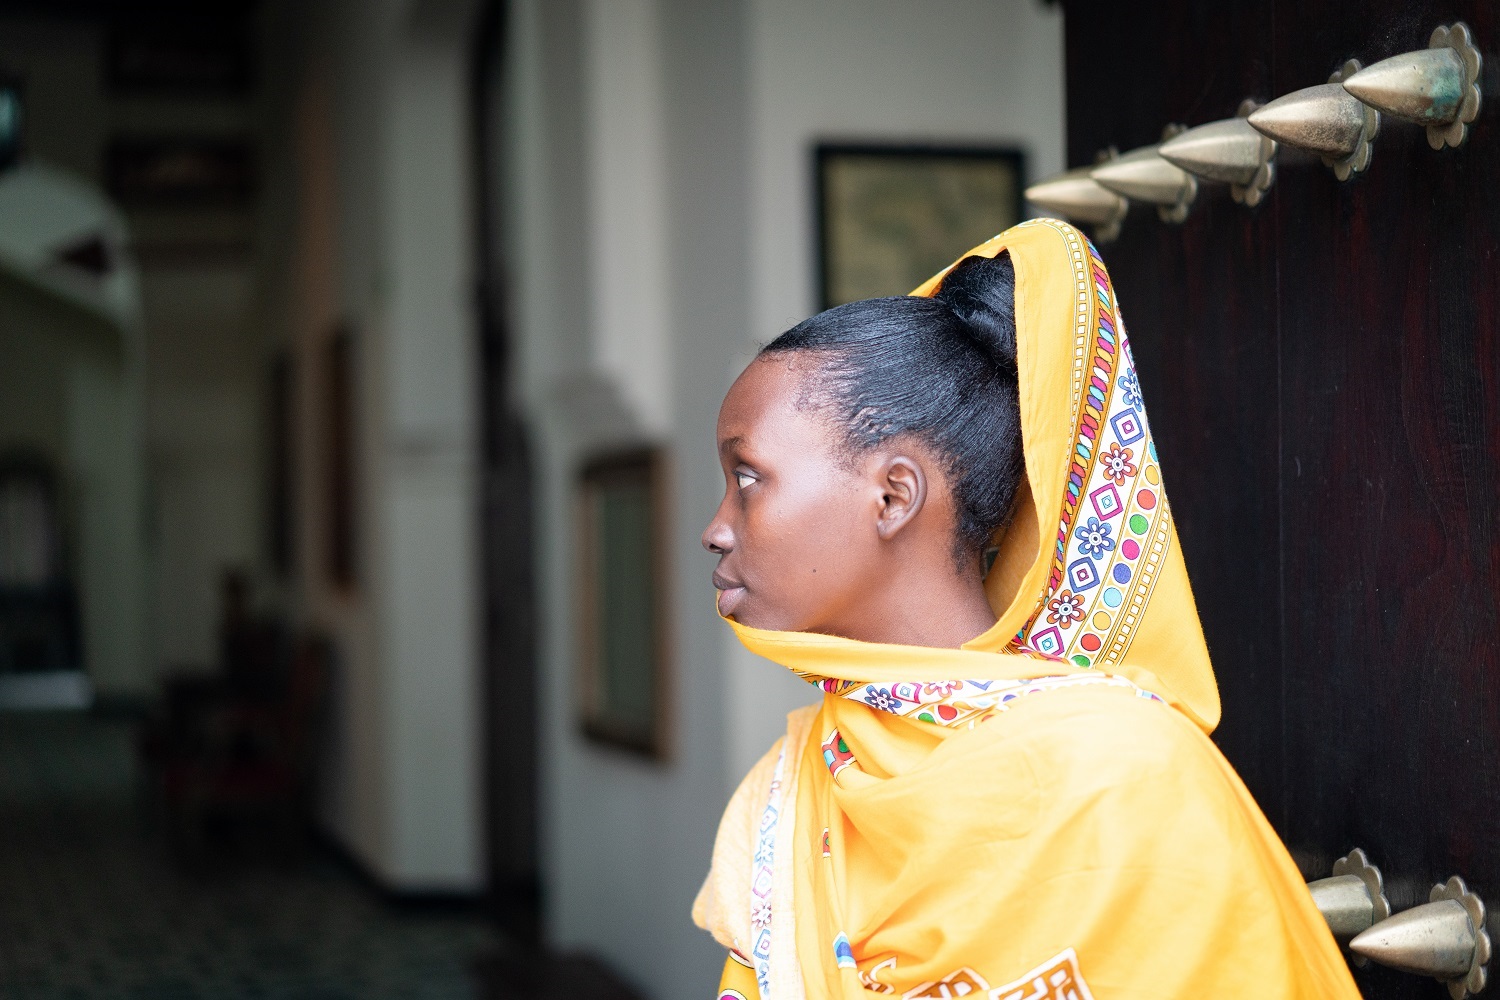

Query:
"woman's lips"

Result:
[[716, 586, 746, 617], [713, 571, 746, 617]]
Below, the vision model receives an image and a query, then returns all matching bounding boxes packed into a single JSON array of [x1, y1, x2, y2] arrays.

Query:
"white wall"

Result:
[[581, 0, 673, 437], [503, 1, 1064, 997], [379, 19, 482, 887], [257, 0, 483, 891]]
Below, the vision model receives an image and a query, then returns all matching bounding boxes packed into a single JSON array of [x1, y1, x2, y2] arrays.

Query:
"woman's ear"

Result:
[[875, 455, 928, 541]]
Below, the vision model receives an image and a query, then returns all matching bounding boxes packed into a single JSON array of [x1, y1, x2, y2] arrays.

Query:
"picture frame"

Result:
[[815, 143, 1026, 309], [105, 137, 255, 208], [575, 448, 670, 758]]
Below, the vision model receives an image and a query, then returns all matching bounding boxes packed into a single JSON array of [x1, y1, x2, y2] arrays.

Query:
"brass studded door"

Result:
[[1063, 2, 1500, 997]]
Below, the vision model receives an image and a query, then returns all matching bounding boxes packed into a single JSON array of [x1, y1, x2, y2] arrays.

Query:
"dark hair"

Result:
[[761, 253, 1022, 567]]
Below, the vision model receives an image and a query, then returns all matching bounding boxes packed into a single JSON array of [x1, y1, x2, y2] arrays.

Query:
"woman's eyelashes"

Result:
[[735, 470, 757, 490]]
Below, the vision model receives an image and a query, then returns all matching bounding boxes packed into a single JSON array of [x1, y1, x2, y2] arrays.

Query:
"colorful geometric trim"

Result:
[[1006, 219, 1174, 671], [859, 957, 899, 995], [902, 967, 991, 999], [803, 675, 863, 697], [749, 746, 786, 998], [832, 932, 856, 969], [1053, 244, 1121, 592], [990, 948, 1096, 1000], [820, 729, 856, 778], [828, 673, 1162, 731]]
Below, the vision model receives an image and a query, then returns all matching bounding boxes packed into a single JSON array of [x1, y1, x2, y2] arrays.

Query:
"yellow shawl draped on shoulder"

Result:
[[694, 220, 1358, 1000]]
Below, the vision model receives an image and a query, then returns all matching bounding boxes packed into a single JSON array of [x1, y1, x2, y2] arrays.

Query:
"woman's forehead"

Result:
[[718, 354, 826, 450]]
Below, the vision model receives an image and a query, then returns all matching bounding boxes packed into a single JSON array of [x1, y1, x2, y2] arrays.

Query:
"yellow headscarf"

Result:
[[695, 220, 1357, 1000]]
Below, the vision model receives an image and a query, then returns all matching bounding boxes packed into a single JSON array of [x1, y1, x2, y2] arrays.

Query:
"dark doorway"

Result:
[[470, 0, 541, 946]]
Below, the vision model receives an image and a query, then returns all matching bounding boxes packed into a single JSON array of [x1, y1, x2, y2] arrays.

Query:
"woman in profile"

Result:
[[694, 220, 1357, 999]]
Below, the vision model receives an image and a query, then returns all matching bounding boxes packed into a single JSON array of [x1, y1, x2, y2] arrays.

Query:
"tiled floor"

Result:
[[0, 712, 499, 1000]]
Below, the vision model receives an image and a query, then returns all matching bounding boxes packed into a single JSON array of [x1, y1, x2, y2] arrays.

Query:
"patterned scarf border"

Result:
[[801, 671, 1162, 733], [750, 745, 786, 998], [1002, 221, 1174, 672]]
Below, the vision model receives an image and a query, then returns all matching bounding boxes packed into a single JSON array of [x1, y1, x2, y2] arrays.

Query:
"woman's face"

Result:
[[701, 354, 891, 635]]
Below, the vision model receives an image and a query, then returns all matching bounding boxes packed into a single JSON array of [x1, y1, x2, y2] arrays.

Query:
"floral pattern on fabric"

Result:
[[1119, 370, 1143, 412], [1046, 590, 1086, 625], [1100, 443, 1136, 487], [1073, 518, 1114, 560], [821, 674, 1163, 731]]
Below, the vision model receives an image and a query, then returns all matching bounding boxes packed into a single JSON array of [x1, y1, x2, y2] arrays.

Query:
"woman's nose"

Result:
[[702, 512, 734, 555]]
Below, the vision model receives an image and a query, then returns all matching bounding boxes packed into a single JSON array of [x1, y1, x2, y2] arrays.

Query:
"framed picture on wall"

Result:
[[576, 448, 669, 758], [105, 137, 255, 207], [816, 143, 1026, 309]]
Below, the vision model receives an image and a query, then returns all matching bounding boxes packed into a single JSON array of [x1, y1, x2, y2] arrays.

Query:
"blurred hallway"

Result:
[[0, 1, 1066, 994], [0, 711, 497, 999]]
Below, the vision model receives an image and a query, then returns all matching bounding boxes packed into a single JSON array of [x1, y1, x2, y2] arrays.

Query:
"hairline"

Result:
[[753, 345, 987, 569]]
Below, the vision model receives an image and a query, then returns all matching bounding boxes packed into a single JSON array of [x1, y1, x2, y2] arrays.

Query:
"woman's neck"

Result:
[[834, 571, 998, 649]]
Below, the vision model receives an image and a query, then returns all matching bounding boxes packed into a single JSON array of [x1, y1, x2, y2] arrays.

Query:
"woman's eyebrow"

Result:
[[718, 435, 745, 457]]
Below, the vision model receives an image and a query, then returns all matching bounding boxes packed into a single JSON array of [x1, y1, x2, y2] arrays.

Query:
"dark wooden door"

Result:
[[1065, 3, 1500, 997]]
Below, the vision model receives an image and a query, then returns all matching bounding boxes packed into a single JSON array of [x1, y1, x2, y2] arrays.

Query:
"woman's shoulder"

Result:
[[966, 679, 1235, 799], [901, 681, 1243, 845], [925, 681, 1273, 889]]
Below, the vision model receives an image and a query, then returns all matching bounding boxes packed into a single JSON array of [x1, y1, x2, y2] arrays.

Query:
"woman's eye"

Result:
[[735, 471, 755, 490]]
